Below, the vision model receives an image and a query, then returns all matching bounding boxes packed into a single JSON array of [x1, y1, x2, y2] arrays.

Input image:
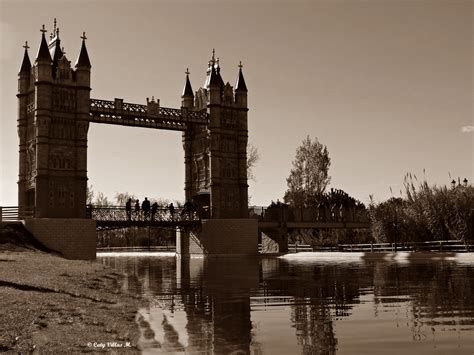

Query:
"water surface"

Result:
[[99, 252, 474, 354]]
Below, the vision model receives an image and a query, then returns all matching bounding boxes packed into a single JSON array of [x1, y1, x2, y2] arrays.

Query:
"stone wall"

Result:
[[24, 218, 96, 260], [177, 219, 258, 256]]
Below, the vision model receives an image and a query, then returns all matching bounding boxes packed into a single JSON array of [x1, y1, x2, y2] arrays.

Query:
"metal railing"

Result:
[[0, 206, 35, 222], [86, 205, 200, 222]]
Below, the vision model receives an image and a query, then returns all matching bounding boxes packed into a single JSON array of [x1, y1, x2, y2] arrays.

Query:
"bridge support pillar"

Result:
[[176, 219, 258, 257], [24, 218, 96, 260], [259, 226, 289, 254]]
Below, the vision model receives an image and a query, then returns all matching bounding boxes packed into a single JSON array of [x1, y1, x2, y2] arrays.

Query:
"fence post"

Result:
[[0, 207, 2, 222]]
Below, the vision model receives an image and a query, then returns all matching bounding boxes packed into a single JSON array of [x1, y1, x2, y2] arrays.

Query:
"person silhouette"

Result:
[[125, 198, 132, 221], [142, 197, 151, 220], [151, 202, 158, 221], [135, 199, 140, 220], [182, 200, 194, 220], [169, 202, 175, 220]]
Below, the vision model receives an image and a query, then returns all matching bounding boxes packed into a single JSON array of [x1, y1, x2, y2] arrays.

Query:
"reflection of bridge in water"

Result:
[[100, 254, 474, 353]]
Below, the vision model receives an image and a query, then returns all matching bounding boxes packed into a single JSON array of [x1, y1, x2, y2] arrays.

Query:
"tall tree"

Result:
[[115, 192, 137, 206], [284, 136, 331, 206], [247, 143, 260, 182]]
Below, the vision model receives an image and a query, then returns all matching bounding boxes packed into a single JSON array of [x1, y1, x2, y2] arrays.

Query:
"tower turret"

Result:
[[75, 32, 91, 87], [18, 42, 31, 92], [17, 41, 32, 212], [181, 68, 194, 109], [235, 61, 248, 108], [209, 64, 221, 105], [35, 25, 52, 81]]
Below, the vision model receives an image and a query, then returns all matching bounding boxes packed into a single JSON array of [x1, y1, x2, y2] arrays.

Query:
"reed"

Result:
[[369, 174, 473, 244]]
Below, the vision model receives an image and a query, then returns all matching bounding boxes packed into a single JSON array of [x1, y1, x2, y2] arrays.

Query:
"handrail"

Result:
[[86, 205, 199, 222]]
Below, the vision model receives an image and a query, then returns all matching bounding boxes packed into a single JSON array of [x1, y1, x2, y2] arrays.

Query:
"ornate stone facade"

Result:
[[17, 26, 90, 218], [182, 55, 249, 218]]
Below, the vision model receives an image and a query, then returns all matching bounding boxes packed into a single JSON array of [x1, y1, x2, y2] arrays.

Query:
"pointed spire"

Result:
[[75, 32, 91, 68], [182, 68, 194, 97], [235, 61, 247, 92], [20, 41, 31, 73], [215, 57, 224, 88], [209, 64, 220, 88], [48, 24, 63, 74], [36, 25, 52, 62]]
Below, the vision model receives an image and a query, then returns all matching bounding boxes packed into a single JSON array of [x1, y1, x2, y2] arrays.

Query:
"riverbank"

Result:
[[0, 241, 145, 353]]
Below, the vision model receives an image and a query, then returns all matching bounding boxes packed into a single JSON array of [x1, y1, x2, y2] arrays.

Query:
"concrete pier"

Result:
[[177, 219, 258, 257]]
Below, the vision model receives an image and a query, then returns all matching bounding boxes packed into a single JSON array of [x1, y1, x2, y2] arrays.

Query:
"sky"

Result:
[[1, 0, 472, 207]]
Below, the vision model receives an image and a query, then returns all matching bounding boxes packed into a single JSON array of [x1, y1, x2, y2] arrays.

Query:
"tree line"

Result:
[[281, 136, 473, 247]]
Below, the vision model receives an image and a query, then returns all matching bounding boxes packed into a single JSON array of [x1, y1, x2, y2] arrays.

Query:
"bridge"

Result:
[[2, 205, 369, 230], [12, 24, 369, 259]]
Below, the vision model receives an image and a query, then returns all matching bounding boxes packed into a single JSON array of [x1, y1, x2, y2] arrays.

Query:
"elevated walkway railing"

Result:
[[0, 206, 35, 222]]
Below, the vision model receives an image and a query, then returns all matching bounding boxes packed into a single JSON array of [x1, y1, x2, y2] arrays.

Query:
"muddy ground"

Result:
[[0, 225, 146, 353]]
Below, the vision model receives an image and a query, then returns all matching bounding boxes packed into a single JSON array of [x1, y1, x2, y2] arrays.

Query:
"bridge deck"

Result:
[[96, 220, 201, 230], [258, 221, 370, 229]]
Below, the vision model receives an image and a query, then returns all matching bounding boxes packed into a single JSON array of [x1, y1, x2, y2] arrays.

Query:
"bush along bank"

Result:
[[369, 174, 473, 246]]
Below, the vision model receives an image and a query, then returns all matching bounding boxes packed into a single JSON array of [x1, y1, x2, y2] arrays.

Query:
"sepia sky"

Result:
[[1, 0, 472, 207]]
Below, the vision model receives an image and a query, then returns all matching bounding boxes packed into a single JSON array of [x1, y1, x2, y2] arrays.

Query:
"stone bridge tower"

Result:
[[182, 52, 249, 219], [17, 23, 91, 218]]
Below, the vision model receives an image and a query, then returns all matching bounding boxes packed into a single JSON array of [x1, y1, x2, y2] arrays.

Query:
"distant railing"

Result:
[[0, 206, 35, 222], [337, 240, 473, 252], [97, 245, 176, 252], [86, 205, 200, 222], [258, 240, 473, 253]]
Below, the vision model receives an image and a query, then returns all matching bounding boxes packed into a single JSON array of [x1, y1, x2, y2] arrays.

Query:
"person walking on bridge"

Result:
[[125, 198, 132, 221], [142, 197, 151, 221], [169, 202, 175, 221], [151, 202, 158, 221], [134, 199, 140, 220]]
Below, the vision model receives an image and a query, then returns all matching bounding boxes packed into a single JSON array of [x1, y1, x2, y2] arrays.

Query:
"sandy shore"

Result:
[[0, 245, 145, 353]]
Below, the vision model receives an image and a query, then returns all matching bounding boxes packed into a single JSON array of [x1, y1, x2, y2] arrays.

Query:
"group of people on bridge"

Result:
[[124, 198, 199, 222]]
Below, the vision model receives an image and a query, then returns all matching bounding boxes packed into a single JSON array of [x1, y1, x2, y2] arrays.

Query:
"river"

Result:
[[99, 252, 474, 354]]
